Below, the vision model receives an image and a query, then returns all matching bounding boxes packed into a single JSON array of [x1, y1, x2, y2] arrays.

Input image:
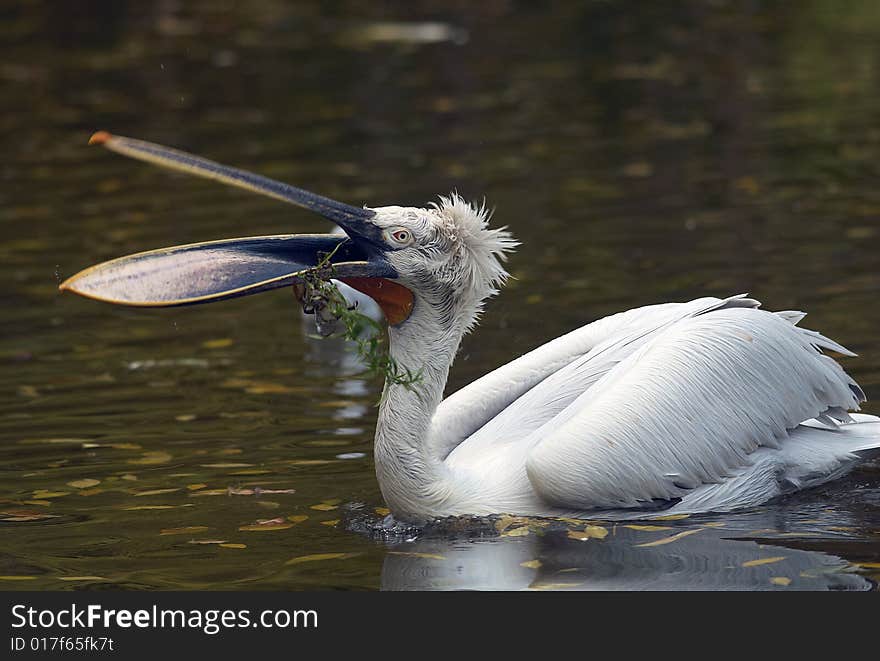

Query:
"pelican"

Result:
[[62, 133, 880, 523]]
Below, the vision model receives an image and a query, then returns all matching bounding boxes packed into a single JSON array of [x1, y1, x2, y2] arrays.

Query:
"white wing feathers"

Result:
[[444, 294, 760, 462], [432, 296, 750, 459], [525, 307, 864, 509]]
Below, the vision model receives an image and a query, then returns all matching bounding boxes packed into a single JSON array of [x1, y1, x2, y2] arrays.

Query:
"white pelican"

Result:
[[62, 133, 880, 523]]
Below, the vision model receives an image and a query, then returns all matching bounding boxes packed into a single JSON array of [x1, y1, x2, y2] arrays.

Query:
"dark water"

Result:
[[2, 1, 880, 590]]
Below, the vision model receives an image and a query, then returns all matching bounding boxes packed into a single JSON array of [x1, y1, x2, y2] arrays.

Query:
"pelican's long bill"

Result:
[[60, 133, 407, 314]]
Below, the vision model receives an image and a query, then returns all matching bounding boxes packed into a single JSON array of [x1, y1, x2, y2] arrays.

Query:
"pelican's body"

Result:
[[62, 133, 880, 524]]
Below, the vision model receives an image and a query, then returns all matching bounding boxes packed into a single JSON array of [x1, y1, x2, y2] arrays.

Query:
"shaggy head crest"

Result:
[[427, 193, 519, 296]]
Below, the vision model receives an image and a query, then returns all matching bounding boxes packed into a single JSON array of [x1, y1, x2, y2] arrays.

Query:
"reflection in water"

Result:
[[378, 514, 871, 591]]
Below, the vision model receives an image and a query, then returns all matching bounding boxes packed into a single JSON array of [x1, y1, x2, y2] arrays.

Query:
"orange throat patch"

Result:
[[339, 277, 414, 326]]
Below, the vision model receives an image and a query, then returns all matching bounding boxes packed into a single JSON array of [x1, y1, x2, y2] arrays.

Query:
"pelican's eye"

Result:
[[385, 228, 414, 247]]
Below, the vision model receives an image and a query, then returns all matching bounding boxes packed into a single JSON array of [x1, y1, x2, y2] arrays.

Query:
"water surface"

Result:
[[2, 1, 879, 590]]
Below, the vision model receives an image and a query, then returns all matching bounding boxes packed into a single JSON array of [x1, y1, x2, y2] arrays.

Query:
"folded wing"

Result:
[[525, 306, 863, 509]]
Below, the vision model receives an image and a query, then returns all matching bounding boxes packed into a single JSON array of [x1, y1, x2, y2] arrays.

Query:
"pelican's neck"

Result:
[[373, 292, 470, 521]]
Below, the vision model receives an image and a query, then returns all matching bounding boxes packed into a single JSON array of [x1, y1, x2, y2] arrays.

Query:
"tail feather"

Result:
[[667, 414, 880, 514]]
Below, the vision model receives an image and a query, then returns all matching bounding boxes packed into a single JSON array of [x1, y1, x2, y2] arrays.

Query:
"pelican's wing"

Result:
[[436, 294, 759, 459], [523, 307, 864, 509]]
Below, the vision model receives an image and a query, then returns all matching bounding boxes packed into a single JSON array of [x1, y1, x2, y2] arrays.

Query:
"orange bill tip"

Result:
[[88, 131, 112, 146]]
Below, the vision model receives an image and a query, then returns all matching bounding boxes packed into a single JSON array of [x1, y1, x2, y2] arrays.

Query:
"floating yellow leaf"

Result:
[[20, 437, 90, 445], [374, 507, 390, 516], [160, 526, 210, 536], [120, 474, 138, 481], [320, 519, 340, 526], [530, 582, 581, 590], [0, 510, 60, 522], [59, 576, 107, 581], [239, 518, 293, 531], [624, 525, 672, 532], [520, 560, 542, 569], [567, 525, 608, 541], [227, 487, 255, 496], [229, 469, 272, 475], [189, 489, 229, 497], [67, 479, 101, 489], [135, 488, 180, 497], [202, 338, 233, 349], [285, 553, 353, 566], [78, 488, 104, 497], [108, 443, 141, 451], [495, 515, 529, 533], [187, 483, 207, 491], [201, 463, 253, 469], [188, 539, 228, 545], [31, 490, 69, 499], [770, 577, 791, 586], [502, 526, 531, 537], [650, 513, 690, 521], [220, 543, 247, 549], [286, 459, 333, 466], [635, 528, 703, 547], [387, 551, 446, 560], [175, 414, 197, 423], [287, 515, 309, 524], [310, 503, 338, 511], [741, 556, 787, 568], [0, 576, 37, 581], [245, 383, 295, 395], [855, 562, 880, 569], [23, 500, 51, 507], [128, 451, 172, 465]]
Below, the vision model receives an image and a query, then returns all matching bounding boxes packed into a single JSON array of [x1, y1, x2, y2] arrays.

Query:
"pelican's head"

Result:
[[360, 196, 518, 331], [59, 134, 517, 331]]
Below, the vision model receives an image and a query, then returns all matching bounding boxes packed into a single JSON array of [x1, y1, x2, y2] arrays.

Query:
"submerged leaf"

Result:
[[387, 551, 446, 560], [160, 526, 210, 536], [202, 338, 234, 349], [650, 513, 690, 521], [67, 479, 100, 489], [189, 489, 229, 497], [135, 488, 181, 497], [128, 451, 172, 465], [635, 528, 703, 547], [741, 556, 787, 568], [624, 524, 672, 532], [239, 518, 293, 532], [31, 490, 69, 499], [567, 525, 608, 541], [285, 553, 353, 566], [502, 526, 531, 537]]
